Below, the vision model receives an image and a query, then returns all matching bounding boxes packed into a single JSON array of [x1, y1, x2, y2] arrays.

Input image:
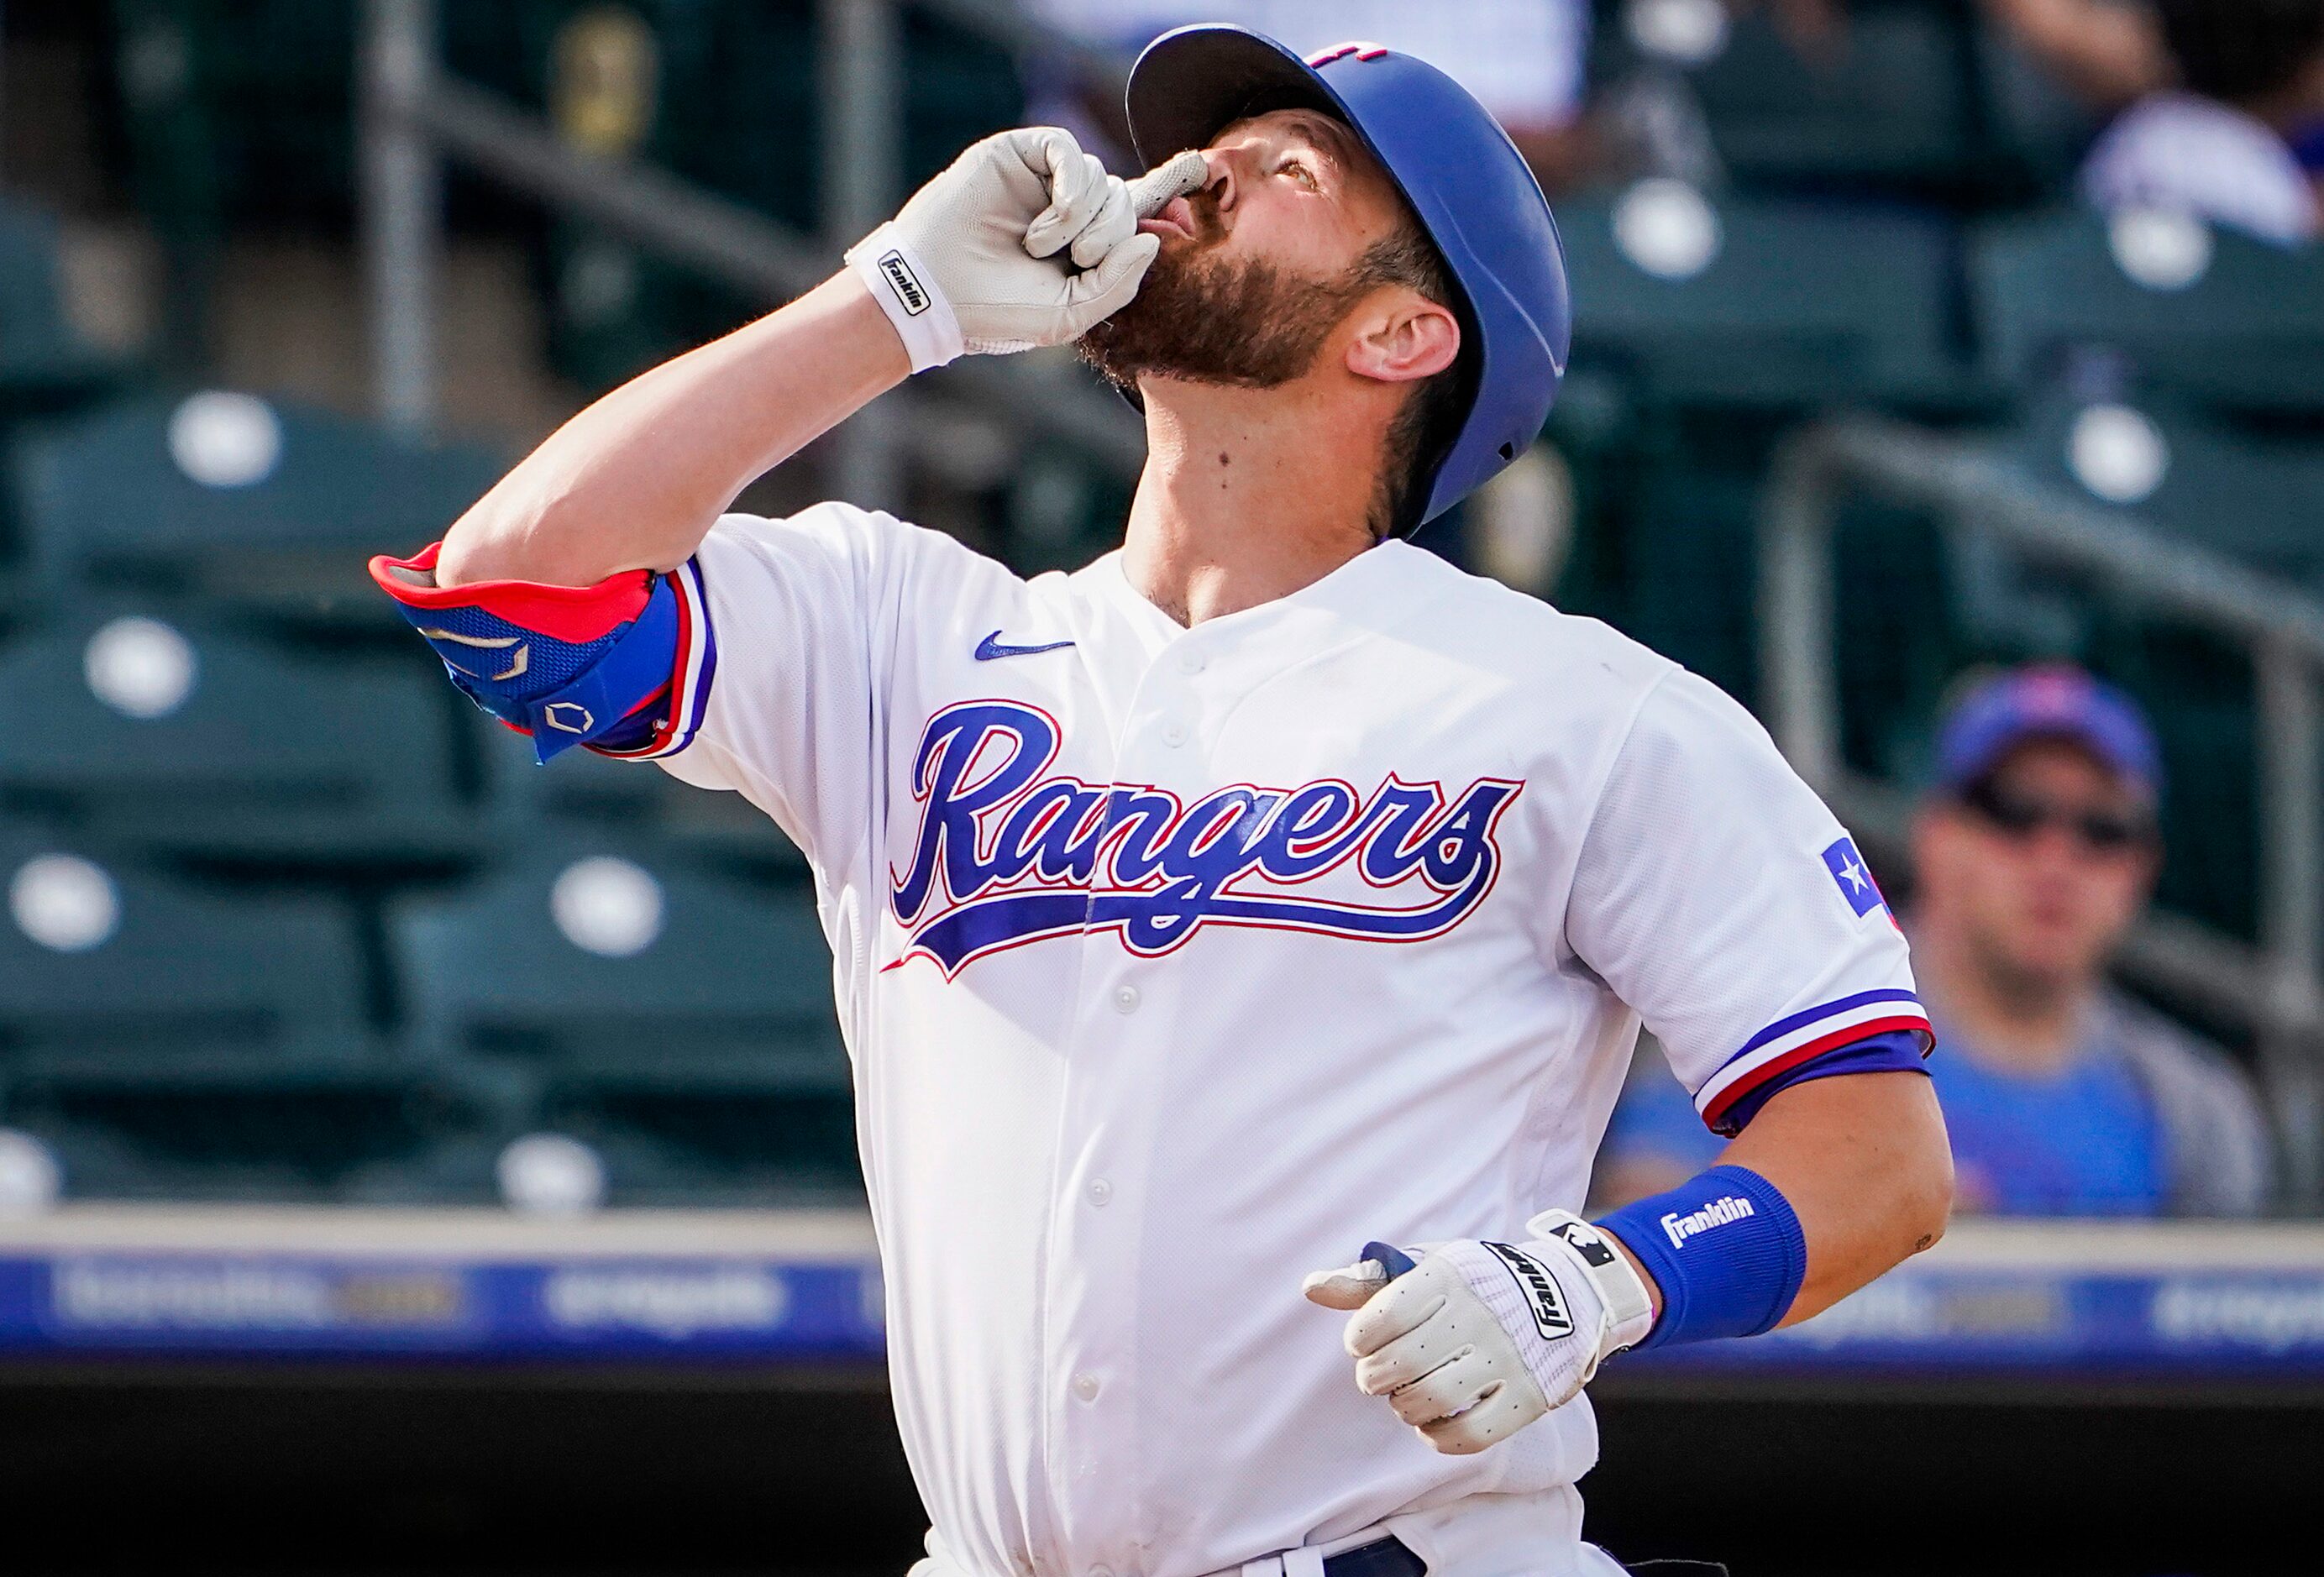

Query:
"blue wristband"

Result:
[[1595, 1164, 1807, 1350]]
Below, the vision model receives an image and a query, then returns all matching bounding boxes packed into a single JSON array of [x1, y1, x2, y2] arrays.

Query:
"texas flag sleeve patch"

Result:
[[1821, 836, 1886, 919]]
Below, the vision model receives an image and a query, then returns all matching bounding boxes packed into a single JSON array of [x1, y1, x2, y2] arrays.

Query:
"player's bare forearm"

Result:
[[434, 273, 909, 589], [1592, 1073, 1952, 1329], [1712, 1070, 1953, 1325]]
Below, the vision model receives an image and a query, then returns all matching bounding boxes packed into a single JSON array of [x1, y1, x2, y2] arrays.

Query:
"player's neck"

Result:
[[1118, 375, 1392, 627]]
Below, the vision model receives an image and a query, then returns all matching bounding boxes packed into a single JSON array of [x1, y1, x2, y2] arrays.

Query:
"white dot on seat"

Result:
[[2108, 207, 2212, 292], [1627, 0, 1729, 65], [0, 1130, 61, 1216], [1614, 179, 1722, 281], [10, 855, 121, 953], [85, 616, 198, 719], [167, 390, 284, 488], [496, 1133, 606, 1217], [2068, 403, 2170, 505], [550, 856, 664, 957]]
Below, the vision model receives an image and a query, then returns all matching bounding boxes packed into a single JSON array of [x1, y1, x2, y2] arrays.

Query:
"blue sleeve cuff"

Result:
[[1713, 1028, 1932, 1135]]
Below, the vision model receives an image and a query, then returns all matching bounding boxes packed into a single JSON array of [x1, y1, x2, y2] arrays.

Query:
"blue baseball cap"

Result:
[[1934, 664, 2164, 799]]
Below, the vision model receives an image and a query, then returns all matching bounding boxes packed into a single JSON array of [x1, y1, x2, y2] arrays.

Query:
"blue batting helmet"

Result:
[[1124, 25, 1571, 532]]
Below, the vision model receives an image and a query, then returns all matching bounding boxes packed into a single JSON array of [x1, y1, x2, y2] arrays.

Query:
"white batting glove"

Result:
[[1302, 1213, 1657, 1456], [846, 127, 1209, 371]]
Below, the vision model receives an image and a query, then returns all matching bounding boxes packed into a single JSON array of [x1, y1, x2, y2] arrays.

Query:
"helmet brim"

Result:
[[1125, 25, 1346, 172]]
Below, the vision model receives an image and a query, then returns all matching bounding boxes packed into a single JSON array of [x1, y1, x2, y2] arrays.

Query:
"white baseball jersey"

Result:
[[643, 503, 1928, 1577]]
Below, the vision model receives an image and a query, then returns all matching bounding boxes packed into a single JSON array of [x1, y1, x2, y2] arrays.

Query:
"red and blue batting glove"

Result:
[[369, 542, 681, 761]]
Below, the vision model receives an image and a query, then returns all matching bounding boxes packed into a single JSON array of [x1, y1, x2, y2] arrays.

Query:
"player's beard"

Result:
[[1077, 215, 1379, 391]]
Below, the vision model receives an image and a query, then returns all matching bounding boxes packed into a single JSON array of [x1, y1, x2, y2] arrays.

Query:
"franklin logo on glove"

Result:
[[876, 250, 931, 317], [1483, 1243, 1575, 1342]]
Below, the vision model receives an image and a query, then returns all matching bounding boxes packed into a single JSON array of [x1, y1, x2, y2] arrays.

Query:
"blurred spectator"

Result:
[[1984, 0, 2172, 113], [1029, 1, 1593, 187], [1734, 0, 1851, 58], [1597, 665, 2274, 1218], [2080, 0, 2324, 243]]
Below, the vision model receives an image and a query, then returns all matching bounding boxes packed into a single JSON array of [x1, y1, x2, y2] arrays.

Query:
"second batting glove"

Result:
[[1302, 1213, 1657, 1455], [847, 126, 1208, 370]]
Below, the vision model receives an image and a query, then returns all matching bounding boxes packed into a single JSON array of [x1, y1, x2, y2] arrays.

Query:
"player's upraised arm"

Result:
[[367, 129, 1204, 762], [432, 275, 911, 590], [428, 131, 1202, 592]]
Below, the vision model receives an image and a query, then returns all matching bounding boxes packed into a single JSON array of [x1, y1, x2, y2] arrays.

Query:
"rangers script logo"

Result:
[[887, 701, 1523, 976]]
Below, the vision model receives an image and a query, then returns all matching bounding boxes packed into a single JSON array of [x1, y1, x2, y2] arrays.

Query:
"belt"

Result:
[[1238, 1535, 1424, 1577], [1324, 1536, 1425, 1577]]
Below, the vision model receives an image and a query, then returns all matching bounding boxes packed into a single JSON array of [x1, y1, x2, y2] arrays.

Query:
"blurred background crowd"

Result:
[[7, 0, 2321, 1223]]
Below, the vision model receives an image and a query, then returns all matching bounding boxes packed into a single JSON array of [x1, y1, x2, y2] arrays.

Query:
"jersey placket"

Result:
[[1036, 626, 1223, 1577]]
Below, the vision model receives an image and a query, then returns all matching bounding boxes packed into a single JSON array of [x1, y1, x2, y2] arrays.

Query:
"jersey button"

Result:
[[1111, 985, 1140, 1014], [1160, 719, 1188, 747], [1086, 1176, 1112, 1207], [1073, 1373, 1101, 1402], [1172, 649, 1204, 675], [1090, 1567, 1115, 1577]]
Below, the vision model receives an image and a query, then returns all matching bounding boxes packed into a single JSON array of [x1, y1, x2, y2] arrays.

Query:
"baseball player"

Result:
[[373, 26, 1951, 1577]]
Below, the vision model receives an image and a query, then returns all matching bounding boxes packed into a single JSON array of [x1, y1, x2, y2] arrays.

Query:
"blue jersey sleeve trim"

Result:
[[1713, 1028, 1933, 1135], [587, 556, 717, 761]]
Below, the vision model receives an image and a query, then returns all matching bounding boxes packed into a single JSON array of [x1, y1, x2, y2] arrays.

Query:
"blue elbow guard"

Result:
[[370, 542, 685, 762], [1596, 1164, 1807, 1349]]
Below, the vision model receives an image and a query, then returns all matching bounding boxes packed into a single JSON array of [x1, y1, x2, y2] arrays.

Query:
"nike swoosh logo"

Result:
[[974, 631, 1076, 662]]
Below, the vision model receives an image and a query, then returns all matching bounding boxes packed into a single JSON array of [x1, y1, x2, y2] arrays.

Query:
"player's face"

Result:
[[1916, 741, 2158, 993], [1078, 109, 1412, 390]]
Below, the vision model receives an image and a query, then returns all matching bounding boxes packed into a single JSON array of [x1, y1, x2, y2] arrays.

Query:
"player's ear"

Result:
[[1344, 291, 1459, 387]]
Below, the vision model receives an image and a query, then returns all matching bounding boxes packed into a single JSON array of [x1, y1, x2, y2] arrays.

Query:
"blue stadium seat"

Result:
[[1970, 8, 2106, 196], [0, 821, 511, 1200], [1971, 211, 2324, 413], [476, 717, 806, 878], [1557, 188, 1965, 408], [0, 196, 119, 408], [0, 604, 475, 865], [1988, 394, 2324, 586], [0, 828, 368, 1060], [1590, 0, 1986, 196], [1, 1059, 506, 1202], [8, 390, 501, 621], [388, 839, 852, 1199]]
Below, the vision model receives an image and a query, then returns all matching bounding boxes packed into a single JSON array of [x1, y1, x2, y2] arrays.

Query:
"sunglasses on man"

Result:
[[1959, 778, 2155, 855]]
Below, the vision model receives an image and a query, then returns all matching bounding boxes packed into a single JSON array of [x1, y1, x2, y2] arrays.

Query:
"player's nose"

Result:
[[1196, 144, 1241, 216]]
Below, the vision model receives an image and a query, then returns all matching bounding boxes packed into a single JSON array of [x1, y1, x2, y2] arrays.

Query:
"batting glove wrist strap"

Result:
[[847, 223, 965, 373], [849, 127, 1206, 366], [1524, 1210, 1659, 1361]]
